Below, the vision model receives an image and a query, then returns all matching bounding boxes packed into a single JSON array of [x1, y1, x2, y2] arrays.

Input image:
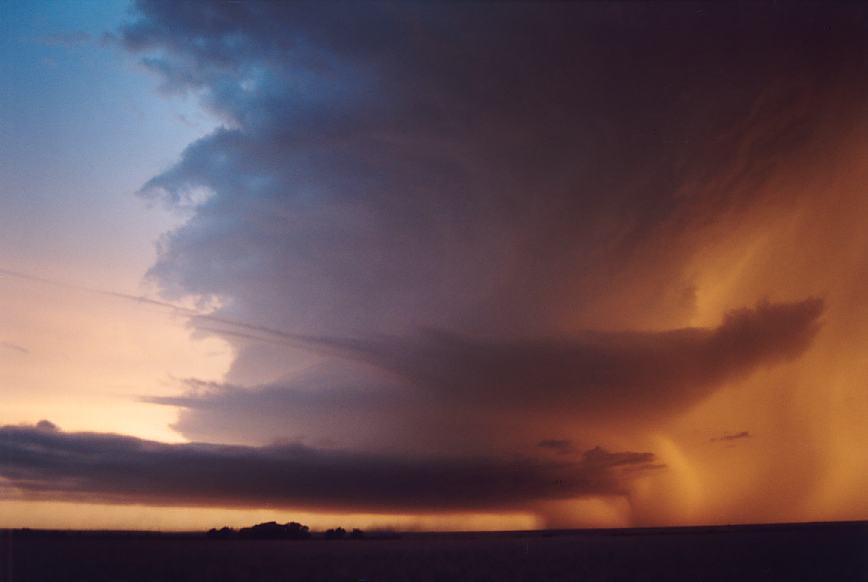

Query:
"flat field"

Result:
[[3, 521, 866, 582]]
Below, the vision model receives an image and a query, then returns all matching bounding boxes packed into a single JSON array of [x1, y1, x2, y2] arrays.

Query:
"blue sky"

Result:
[[1, 0, 213, 288], [0, 0, 231, 453]]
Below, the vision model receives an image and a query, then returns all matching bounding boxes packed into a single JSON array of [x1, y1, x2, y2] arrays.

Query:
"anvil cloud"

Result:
[[113, 1, 868, 525]]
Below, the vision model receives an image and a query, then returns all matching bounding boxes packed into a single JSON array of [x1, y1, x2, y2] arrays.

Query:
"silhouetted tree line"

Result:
[[207, 521, 310, 540], [206, 522, 366, 540], [323, 527, 365, 540]]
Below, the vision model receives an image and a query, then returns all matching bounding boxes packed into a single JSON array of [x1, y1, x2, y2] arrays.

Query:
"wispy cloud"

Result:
[[711, 431, 752, 443], [33, 31, 92, 47], [0, 267, 315, 349], [0, 341, 29, 355]]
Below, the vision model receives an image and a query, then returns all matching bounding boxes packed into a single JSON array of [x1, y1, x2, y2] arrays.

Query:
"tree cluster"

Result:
[[207, 522, 367, 540], [207, 521, 311, 540], [323, 527, 365, 539]]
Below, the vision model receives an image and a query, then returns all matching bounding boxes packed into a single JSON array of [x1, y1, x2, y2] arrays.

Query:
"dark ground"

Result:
[[2, 521, 866, 582]]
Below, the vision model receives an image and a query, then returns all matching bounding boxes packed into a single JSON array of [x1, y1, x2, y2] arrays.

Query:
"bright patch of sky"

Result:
[[0, 1, 229, 442], [0, 0, 217, 290]]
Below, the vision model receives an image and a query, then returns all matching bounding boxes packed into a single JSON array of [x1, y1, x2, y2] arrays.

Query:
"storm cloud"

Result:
[[0, 424, 656, 512], [120, 2, 863, 349], [149, 299, 822, 450], [321, 299, 823, 412], [97, 1, 868, 523]]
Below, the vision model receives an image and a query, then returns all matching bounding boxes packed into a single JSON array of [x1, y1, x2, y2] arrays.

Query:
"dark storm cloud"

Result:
[[321, 299, 823, 414], [35, 420, 58, 431], [120, 2, 865, 334], [119, 2, 865, 447], [537, 440, 576, 455], [142, 366, 422, 450], [0, 424, 656, 511], [146, 300, 821, 449]]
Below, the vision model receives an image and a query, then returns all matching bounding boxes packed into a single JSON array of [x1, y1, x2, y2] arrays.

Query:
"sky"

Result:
[[1, 1, 867, 532]]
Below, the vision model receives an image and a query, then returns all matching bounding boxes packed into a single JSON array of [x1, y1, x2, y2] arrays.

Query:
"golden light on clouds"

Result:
[[617, 107, 868, 527]]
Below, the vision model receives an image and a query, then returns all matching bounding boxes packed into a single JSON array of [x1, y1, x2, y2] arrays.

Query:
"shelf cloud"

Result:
[[0, 424, 657, 512]]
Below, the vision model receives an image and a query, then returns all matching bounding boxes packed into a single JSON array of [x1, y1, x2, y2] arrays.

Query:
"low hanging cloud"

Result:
[[0, 424, 657, 512]]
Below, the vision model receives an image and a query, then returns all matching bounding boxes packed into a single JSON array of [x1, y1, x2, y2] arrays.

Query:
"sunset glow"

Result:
[[2, 1, 867, 533]]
